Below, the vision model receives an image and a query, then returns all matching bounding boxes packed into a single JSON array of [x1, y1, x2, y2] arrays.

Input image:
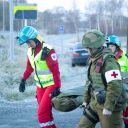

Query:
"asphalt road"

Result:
[[0, 100, 101, 128]]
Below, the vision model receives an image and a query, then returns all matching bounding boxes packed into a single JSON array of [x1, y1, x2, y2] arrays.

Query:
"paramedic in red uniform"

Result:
[[17, 26, 61, 128]]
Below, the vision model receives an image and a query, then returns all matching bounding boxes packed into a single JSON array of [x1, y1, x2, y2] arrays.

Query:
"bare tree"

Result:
[[71, 0, 81, 41], [105, 0, 124, 34]]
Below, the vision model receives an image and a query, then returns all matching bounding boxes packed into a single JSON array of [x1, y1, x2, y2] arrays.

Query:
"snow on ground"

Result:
[[0, 32, 127, 101], [0, 32, 126, 128], [0, 32, 87, 101]]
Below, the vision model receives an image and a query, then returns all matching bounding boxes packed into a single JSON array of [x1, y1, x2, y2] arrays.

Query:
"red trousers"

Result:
[[123, 107, 128, 125], [36, 85, 57, 128]]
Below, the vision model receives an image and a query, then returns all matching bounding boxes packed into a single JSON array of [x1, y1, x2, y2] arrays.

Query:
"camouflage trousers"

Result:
[[77, 104, 124, 128]]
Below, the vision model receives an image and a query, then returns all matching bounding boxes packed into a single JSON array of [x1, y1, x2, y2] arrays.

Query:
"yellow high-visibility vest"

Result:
[[118, 53, 128, 72], [27, 43, 54, 88]]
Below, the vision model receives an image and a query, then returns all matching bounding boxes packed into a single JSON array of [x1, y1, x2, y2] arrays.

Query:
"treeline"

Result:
[[0, 0, 127, 35]]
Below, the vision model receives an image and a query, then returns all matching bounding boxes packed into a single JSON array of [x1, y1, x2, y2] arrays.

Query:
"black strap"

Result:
[[125, 54, 128, 59], [34, 62, 43, 88], [83, 109, 98, 124], [41, 46, 50, 60], [88, 106, 99, 121]]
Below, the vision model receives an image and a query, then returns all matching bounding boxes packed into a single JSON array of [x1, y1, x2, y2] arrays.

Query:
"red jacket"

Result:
[[22, 42, 61, 88]]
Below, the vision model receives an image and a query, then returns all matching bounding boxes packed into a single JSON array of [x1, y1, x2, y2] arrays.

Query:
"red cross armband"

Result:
[[105, 70, 122, 83]]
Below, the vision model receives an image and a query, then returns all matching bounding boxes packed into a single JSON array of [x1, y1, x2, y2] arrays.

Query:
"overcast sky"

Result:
[[27, 0, 88, 12]]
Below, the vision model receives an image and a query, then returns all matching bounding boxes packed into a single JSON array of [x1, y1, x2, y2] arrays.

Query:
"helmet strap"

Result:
[[36, 34, 43, 43], [32, 38, 39, 46], [90, 46, 103, 56]]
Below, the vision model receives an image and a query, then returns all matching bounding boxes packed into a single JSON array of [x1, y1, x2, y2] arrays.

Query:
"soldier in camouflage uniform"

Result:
[[77, 29, 126, 128], [106, 35, 128, 128]]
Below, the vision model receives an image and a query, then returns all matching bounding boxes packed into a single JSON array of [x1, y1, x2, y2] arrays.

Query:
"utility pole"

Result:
[[3, 0, 5, 32], [9, 0, 14, 61], [126, 3, 128, 56], [126, 20, 128, 56]]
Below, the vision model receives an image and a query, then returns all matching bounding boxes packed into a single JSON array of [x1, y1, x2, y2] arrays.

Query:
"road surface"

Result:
[[0, 100, 101, 128]]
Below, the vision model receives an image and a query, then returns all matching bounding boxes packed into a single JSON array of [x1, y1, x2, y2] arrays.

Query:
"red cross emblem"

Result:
[[111, 71, 118, 78]]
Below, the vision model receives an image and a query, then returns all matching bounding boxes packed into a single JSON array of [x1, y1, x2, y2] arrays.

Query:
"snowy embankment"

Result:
[[0, 32, 86, 101], [0, 32, 127, 101]]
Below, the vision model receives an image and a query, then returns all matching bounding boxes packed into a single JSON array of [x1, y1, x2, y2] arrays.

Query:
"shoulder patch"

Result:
[[51, 53, 57, 61]]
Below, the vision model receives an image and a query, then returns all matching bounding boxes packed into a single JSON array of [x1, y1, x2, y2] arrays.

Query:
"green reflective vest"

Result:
[[27, 43, 54, 88]]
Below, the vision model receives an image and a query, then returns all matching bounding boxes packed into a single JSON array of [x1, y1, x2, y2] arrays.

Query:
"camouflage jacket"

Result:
[[84, 47, 126, 112]]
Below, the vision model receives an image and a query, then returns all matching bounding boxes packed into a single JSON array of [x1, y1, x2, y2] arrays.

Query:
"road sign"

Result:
[[58, 25, 64, 33], [14, 3, 37, 19]]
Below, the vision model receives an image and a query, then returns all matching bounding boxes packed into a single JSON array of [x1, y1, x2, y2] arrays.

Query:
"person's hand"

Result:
[[51, 87, 61, 98], [82, 102, 87, 107], [19, 79, 26, 92], [103, 108, 112, 117], [80, 102, 89, 108]]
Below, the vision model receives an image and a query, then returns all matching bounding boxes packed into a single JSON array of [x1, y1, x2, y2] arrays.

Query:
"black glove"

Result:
[[19, 79, 26, 92], [51, 87, 61, 98]]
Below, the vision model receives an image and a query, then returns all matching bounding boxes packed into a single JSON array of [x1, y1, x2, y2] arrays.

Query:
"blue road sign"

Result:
[[58, 25, 64, 33]]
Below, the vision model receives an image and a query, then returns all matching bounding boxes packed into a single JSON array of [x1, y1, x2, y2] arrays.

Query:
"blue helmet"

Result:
[[17, 26, 38, 45], [106, 35, 121, 47]]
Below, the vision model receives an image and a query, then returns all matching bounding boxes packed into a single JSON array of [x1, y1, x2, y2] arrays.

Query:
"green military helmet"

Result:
[[82, 29, 105, 48]]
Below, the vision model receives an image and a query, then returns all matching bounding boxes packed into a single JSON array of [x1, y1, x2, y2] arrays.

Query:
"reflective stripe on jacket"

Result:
[[27, 43, 54, 88]]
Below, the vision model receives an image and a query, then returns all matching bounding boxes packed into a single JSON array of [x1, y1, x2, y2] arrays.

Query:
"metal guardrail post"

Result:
[[9, 0, 14, 62]]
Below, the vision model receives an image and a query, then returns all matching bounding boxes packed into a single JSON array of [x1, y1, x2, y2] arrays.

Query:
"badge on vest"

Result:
[[51, 53, 57, 61]]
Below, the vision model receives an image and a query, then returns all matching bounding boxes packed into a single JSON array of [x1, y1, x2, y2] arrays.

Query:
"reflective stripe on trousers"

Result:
[[39, 120, 55, 127]]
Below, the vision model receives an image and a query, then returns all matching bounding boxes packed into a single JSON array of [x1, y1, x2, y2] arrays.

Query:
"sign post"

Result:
[[8, 2, 38, 62], [126, 18, 128, 56], [9, 0, 14, 61], [58, 25, 64, 34], [58, 25, 64, 54]]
